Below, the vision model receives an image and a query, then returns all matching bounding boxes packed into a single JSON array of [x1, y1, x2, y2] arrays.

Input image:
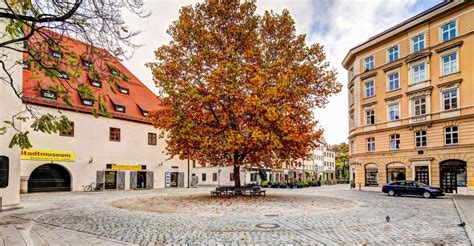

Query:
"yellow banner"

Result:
[[111, 164, 143, 171], [21, 149, 75, 162]]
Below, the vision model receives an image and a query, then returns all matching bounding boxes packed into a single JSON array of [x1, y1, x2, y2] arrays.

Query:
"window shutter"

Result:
[[96, 171, 105, 190], [117, 171, 125, 190], [146, 171, 154, 189], [130, 171, 137, 189]]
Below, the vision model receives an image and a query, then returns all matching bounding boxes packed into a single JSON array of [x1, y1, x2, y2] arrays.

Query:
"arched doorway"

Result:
[[440, 160, 467, 193], [28, 164, 71, 192], [364, 164, 378, 186], [386, 163, 406, 183]]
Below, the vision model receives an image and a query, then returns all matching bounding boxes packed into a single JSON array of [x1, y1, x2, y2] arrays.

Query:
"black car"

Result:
[[382, 180, 445, 198]]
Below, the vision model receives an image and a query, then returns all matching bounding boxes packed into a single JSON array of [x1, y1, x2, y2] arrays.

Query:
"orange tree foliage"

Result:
[[148, 1, 341, 186]]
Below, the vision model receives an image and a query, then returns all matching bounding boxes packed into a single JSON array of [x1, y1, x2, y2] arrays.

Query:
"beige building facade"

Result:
[[343, 0, 474, 194]]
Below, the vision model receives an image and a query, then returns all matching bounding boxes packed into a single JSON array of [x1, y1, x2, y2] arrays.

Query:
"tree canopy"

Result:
[[148, 1, 341, 186]]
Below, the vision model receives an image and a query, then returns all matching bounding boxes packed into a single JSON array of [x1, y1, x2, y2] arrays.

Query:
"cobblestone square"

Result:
[[1, 185, 470, 245]]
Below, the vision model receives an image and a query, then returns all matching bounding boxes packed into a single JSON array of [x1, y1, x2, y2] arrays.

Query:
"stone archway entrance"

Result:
[[440, 160, 467, 193], [28, 164, 71, 192]]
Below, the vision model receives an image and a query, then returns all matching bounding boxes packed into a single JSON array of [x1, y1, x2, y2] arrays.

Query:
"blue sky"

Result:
[[122, 0, 443, 145]]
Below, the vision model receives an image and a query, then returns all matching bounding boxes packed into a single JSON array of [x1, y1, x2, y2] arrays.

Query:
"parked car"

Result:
[[382, 180, 444, 198]]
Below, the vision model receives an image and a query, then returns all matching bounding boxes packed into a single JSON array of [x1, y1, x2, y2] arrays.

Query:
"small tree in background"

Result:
[[333, 143, 349, 181], [148, 0, 341, 187]]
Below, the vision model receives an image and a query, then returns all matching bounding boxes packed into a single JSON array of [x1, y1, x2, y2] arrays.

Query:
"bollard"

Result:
[[0, 196, 2, 213], [358, 183, 361, 191]]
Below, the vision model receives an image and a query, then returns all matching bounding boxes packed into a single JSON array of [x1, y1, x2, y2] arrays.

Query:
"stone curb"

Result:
[[452, 197, 474, 246]]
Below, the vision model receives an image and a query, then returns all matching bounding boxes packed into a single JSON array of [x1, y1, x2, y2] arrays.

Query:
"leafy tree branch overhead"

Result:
[[0, 0, 148, 148], [148, 0, 342, 187]]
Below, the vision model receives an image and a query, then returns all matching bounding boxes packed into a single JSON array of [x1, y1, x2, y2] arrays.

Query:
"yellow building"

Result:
[[342, 0, 474, 194]]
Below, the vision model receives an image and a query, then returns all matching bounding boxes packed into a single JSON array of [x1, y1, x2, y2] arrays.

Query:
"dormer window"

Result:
[[109, 66, 120, 76], [118, 86, 129, 95], [89, 78, 102, 88], [114, 104, 126, 113], [59, 71, 69, 80], [83, 60, 93, 69], [81, 98, 94, 106], [41, 90, 57, 100], [141, 110, 149, 117], [51, 50, 62, 59], [23, 61, 30, 70]]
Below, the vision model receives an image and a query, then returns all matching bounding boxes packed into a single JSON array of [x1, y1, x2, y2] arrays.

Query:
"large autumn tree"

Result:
[[149, 0, 341, 187]]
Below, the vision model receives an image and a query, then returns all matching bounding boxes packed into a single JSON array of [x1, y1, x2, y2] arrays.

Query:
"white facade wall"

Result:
[[0, 15, 22, 209], [191, 166, 258, 186], [21, 106, 189, 191]]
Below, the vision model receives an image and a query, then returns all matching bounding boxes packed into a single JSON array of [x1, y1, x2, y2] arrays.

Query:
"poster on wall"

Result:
[[165, 171, 171, 188]]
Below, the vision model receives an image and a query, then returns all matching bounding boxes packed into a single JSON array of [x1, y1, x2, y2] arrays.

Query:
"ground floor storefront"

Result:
[[350, 146, 474, 194]]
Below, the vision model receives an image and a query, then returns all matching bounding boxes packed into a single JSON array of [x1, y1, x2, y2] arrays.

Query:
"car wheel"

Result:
[[423, 191, 431, 198], [388, 190, 395, 196]]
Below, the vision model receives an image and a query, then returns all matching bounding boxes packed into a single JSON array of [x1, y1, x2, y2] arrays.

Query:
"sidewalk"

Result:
[[0, 216, 129, 246], [453, 195, 474, 244]]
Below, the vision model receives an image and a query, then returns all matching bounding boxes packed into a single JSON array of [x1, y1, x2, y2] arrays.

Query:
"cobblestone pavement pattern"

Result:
[[0, 185, 470, 245]]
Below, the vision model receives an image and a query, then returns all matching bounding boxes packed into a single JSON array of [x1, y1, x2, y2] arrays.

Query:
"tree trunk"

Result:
[[234, 164, 241, 187]]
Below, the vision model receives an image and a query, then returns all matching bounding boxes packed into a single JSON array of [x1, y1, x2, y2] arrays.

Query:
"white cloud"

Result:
[[122, 0, 439, 145]]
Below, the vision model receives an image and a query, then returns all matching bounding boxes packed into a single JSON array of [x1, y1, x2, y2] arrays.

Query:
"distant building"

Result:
[[343, 0, 474, 194]]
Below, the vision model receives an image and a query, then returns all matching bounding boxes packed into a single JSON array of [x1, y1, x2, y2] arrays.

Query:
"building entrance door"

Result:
[[137, 171, 147, 189], [415, 166, 429, 185], [105, 171, 117, 189], [440, 160, 467, 193], [170, 172, 178, 187]]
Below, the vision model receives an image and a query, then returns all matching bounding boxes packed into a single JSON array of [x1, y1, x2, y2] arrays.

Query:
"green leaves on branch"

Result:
[[9, 132, 32, 149]]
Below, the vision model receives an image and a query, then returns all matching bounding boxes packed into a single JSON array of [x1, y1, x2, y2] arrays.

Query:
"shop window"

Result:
[[148, 132, 157, 145], [202, 173, 206, 182], [109, 127, 121, 142], [0, 156, 8, 188], [212, 173, 217, 182], [60, 121, 74, 137], [415, 166, 429, 185], [386, 163, 406, 183]]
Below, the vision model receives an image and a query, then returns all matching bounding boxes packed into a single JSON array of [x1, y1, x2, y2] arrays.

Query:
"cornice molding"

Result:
[[405, 51, 432, 64], [384, 94, 404, 102], [383, 62, 403, 73], [437, 78, 463, 88], [406, 85, 434, 96], [435, 40, 464, 53], [360, 71, 378, 81]]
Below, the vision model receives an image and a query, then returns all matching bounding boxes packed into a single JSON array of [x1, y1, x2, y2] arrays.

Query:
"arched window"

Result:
[[365, 164, 378, 186], [0, 156, 9, 188], [386, 163, 406, 182]]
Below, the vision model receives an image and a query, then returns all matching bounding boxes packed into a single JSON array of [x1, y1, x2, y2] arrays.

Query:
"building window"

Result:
[[412, 34, 425, 52], [119, 86, 129, 95], [109, 127, 121, 142], [388, 103, 400, 121], [445, 126, 459, 145], [388, 46, 399, 63], [365, 109, 375, 125], [90, 78, 102, 88], [114, 104, 126, 113], [59, 71, 69, 80], [250, 173, 257, 182], [413, 97, 426, 116], [442, 21, 456, 42], [367, 137, 375, 152], [83, 60, 93, 69], [441, 53, 457, 76], [390, 134, 400, 150], [51, 50, 62, 59], [387, 72, 400, 91], [23, 61, 30, 70], [0, 156, 8, 188], [202, 173, 206, 182], [230, 173, 234, 181], [443, 89, 458, 111], [349, 112, 355, 129], [415, 130, 427, 148], [148, 132, 157, 145], [40, 90, 57, 100], [59, 121, 74, 137], [212, 173, 217, 182], [365, 80, 374, 98], [365, 56, 374, 71], [412, 63, 426, 84], [349, 88, 354, 105], [350, 140, 355, 155]]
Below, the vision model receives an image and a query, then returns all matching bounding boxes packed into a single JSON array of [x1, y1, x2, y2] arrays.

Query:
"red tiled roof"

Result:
[[22, 31, 162, 124]]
